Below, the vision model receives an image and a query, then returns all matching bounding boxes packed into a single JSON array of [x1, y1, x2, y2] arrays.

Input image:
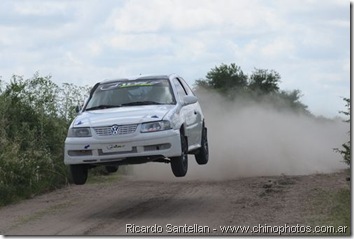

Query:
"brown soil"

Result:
[[0, 170, 349, 236]]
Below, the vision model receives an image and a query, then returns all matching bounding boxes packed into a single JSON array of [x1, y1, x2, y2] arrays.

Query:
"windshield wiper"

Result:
[[121, 101, 163, 106], [85, 104, 121, 111]]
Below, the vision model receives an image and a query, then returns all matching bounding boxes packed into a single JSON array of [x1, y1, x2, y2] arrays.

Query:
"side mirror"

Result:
[[75, 105, 82, 113], [183, 95, 198, 105], [76, 97, 88, 113]]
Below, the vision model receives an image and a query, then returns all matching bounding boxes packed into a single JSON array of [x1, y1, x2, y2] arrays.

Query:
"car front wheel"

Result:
[[70, 164, 88, 185], [170, 134, 188, 177]]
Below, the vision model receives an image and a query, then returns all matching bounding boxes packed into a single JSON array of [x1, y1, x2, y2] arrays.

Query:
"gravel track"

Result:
[[0, 170, 348, 236]]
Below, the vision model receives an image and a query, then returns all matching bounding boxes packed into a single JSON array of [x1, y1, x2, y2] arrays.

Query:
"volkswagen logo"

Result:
[[110, 125, 120, 135]]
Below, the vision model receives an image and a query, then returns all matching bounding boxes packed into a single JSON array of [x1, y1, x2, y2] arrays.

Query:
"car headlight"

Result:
[[67, 127, 92, 137], [141, 120, 171, 133]]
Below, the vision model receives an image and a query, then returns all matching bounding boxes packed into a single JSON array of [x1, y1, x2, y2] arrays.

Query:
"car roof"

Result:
[[100, 74, 178, 84]]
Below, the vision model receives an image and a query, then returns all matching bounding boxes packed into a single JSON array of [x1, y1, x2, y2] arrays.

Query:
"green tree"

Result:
[[195, 63, 310, 115], [249, 69, 280, 95], [334, 97, 350, 166], [276, 89, 310, 115], [203, 63, 248, 96]]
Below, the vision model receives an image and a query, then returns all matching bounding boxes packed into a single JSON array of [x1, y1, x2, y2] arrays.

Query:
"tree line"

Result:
[[194, 63, 310, 115]]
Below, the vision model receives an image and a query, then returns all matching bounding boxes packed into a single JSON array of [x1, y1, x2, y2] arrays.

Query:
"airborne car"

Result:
[[64, 74, 208, 185]]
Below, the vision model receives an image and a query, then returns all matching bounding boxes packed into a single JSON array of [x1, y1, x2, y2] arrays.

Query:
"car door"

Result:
[[173, 77, 201, 149], [179, 77, 203, 147]]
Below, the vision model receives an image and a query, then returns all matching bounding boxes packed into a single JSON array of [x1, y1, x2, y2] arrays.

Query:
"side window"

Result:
[[178, 77, 195, 96], [173, 78, 188, 101]]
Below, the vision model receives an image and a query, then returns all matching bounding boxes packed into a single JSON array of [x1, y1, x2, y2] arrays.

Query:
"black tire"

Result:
[[170, 134, 188, 177], [70, 164, 88, 185], [195, 126, 209, 165], [105, 165, 119, 173]]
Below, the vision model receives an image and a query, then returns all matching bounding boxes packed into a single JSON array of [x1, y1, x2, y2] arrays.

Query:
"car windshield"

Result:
[[84, 79, 176, 111]]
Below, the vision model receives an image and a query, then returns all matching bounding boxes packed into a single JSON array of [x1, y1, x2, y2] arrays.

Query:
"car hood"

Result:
[[72, 105, 175, 127]]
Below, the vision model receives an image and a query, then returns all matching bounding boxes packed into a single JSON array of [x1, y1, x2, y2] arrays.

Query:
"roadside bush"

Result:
[[0, 73, 88, 206]]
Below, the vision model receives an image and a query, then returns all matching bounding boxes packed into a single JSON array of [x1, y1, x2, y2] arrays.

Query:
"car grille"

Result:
[[93, 124, 138, 136]]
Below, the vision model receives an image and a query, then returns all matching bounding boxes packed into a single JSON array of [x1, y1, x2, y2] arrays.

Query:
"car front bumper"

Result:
[[64, 129, 181, 165]]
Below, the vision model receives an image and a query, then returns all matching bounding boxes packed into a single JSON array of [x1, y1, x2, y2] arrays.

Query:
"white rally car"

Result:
[[64, 74, 208, 184]]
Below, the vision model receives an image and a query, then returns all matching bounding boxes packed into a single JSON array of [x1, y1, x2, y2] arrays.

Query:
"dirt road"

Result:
[[0, 169, 349, 236]]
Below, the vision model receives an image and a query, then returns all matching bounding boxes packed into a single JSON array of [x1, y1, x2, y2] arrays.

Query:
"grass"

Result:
[[306, 187, 351, 236]]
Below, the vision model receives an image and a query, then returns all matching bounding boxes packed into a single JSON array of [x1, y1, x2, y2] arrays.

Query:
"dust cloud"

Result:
[[131, 90, 349, 181]]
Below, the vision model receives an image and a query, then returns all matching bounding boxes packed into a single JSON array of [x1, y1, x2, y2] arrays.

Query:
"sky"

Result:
[[0, 0, 350, 118]]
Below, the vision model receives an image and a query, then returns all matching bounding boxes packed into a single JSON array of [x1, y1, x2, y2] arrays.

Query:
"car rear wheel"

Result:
[[195, 126, 209, 165], [70, 164, 88, 185], [105, 165, 119, 173], [170, 134, 188, 177]]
